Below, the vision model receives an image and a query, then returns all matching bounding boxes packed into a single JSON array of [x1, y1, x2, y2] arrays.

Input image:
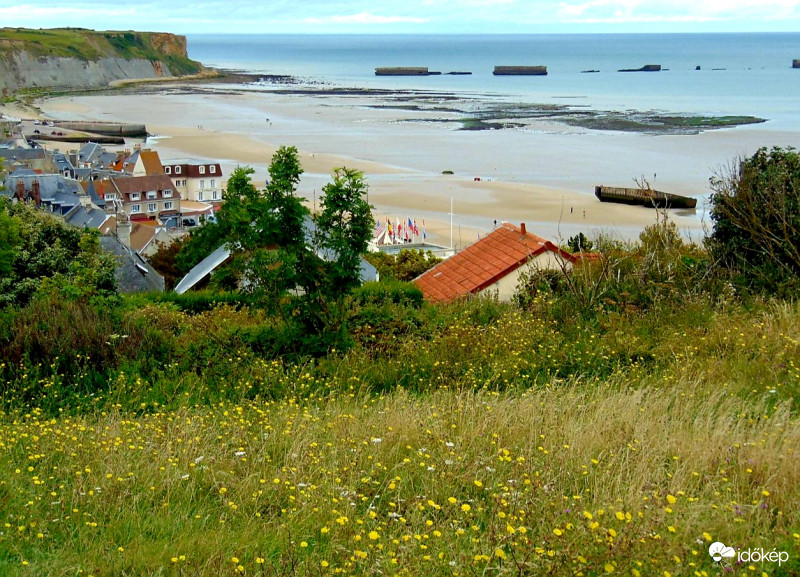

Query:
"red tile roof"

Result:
[[413, 223, 575, 303]]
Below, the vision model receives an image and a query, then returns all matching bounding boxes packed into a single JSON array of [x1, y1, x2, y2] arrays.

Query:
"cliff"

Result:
[[0, 28, 204, 94]]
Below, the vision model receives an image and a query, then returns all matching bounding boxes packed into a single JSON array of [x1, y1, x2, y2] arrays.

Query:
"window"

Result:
[[130, 204, 141, 213], [210, 179, 216, 188], [199, 166, 206, 174], [210, 165, 216, 174], [212, 190, 220, 200], [130, 192, 140, 201], [165, 166, 171, 174], [164, 201, 174, 210], [146, 191, 157, 200], [105, 193, 117, 201], [175, 166, 181, 174], [198, 192, 204, 201], [147, 202, 157, 213], [200, 179, 205, 189], [163, 190, 172, 198]]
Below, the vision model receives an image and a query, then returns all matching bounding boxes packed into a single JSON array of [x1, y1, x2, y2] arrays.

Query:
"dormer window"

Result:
[[165, 166, 171, 174], [130, 192, 141, 201], [146, 191, 157, 200], [175, 166, 181, 174], [163, 190, 172, 198], [210, 165, 216, 174], [199, 166, 206, 174]]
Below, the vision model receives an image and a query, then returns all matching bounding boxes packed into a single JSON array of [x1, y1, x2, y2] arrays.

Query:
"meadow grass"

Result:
[[1, 299, 799, 575]]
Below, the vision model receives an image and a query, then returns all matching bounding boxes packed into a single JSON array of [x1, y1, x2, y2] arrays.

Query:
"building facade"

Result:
[[162, 160, 223, 204]]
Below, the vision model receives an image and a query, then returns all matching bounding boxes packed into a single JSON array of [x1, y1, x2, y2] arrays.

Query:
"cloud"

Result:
[[555, 0, 800, 23], [303, 11, 428, 24], [0, 0, 798, 31]]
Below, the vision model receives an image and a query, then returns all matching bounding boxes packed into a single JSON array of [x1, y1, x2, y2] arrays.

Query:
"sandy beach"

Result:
[[12, 81, 800, 247]]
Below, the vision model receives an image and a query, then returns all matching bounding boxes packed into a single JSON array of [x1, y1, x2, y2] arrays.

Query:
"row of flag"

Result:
[[375, 216, 426, 244]]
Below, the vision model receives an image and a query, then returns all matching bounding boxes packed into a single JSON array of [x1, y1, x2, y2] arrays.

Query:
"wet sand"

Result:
[[15, 82, 800, 247]]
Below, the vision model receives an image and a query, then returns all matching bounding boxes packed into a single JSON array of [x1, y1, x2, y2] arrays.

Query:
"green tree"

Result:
[[294, 167, 373, 343], [0, 205, 21, 277], [567, 232, 594, 253], [0, 198, 117, 307], [176, 149, 310, 304], [363, 249, 442, 282], [709, 147, 800, 291], [147, 236, 188, 290], [315, 167, 374, 294]]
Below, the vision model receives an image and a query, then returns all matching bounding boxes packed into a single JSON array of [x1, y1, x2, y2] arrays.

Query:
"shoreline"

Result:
[[6, 72, 798, 246]]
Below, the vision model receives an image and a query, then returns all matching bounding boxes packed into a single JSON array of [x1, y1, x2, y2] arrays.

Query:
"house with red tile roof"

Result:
[[131, 150, 165, 177], [413, 222, 576, 303]]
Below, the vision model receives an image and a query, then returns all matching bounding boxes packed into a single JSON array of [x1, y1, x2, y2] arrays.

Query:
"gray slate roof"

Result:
[[0, 148, 46, 160], [85, 179, 106, 208], [100, 235, 165, 293], [3, 172, 85, 216], [64, 204, 110, 229], [79, 142, 105, 164]]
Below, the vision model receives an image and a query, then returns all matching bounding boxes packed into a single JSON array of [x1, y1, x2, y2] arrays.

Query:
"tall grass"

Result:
[[1, 377, 798, 575]]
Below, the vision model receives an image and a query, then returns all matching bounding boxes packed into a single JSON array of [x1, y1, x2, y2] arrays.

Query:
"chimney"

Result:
[[133, 144, 142, 151], [79, 193, 91, 208], [15, 180, 24, 201], [117, 213, 132, 248], [32, 180, 41, 205], [520, 222, 526, 235]]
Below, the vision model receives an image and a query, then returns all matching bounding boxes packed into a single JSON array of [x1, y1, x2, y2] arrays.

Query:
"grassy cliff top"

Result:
[[0, 27, 204, 75]]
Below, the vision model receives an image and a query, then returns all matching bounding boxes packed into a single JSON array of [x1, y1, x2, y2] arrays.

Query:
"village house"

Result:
[[162, 159, 223, 204], [3, 170, 109, 228], [413, 222, 577, 303], [131, 149, 166, 176], [105, 174, 181, 223], [0, 147, 55, 174]]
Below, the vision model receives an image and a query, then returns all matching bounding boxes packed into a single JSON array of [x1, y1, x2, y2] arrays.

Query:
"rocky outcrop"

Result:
[[0, 54, 173, 92], [0, 29, 203, 94]]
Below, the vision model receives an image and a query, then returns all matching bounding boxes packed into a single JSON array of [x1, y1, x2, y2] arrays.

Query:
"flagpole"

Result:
[[449, 196, 453, 250]]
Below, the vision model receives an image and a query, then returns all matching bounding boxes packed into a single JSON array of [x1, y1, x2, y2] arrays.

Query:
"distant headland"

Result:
[[0, 28, 205, 95]]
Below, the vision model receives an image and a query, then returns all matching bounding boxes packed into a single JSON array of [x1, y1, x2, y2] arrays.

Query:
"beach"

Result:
[[17, 80, 800, 247]]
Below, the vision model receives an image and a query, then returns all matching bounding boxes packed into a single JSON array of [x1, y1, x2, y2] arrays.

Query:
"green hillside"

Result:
[[0, 27, 203, 76]]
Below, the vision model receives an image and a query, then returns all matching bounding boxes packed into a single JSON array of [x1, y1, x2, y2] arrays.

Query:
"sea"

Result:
[[186, 33, 800, 130]]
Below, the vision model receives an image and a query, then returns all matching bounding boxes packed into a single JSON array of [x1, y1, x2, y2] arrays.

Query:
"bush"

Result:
[[363, 249, 442, 282], [709, 146, 800, 294], [352, 280, 424, 307]]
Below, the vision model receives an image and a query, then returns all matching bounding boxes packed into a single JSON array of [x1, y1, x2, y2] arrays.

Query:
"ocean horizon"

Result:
[[186, 33, 800, 130]]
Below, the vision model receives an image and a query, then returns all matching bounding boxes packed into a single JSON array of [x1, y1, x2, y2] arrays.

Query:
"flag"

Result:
[[396, 217, 401, 243], [405, 217, 411, 241], [375, 218, 383, 237], [422, 219, 427, 240], [407, 217, 413, 237], [387, 218, 393, 240], [412, 219, 419, 236]]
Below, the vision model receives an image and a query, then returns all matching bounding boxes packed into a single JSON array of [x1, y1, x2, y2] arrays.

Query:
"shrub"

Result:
[[352, 280, 424, 307], [363, 249, 442, 282], [709, 146, 800, 294]]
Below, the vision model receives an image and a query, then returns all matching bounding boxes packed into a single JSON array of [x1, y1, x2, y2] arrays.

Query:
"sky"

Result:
[[1, 0, 799, 34]]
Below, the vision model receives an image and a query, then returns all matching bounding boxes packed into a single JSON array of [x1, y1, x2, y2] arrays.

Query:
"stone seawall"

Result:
[[55, 121, 148, 137]]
